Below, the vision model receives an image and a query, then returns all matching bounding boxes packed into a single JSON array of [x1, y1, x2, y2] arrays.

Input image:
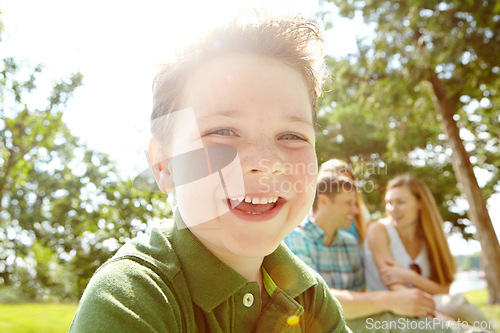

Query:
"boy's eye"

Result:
[[207, 128, 238, 136], [279, 133, 306, 141]]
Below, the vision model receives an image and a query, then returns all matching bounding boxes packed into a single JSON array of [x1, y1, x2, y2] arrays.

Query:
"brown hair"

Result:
[[319, 158, 356, 179], [150, 13, 325, 138], [386, 175, 456, 286], [313, 173, 357, 211], [319, 159, 367, 243]]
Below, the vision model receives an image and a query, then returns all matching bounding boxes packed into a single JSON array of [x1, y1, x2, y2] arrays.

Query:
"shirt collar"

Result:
[[303, 218, 327, 242], [331, 229, 344, 245], [169, 209, 248, 312], [169, 209, 317, 311], [263, 241, 317, 299]]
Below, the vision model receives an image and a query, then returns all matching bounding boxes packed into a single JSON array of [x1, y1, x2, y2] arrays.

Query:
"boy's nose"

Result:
[[240, 141, 285, 175]]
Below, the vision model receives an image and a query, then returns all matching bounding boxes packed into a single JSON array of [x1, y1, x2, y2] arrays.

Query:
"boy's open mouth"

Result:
[[228, 196, 280, 215]]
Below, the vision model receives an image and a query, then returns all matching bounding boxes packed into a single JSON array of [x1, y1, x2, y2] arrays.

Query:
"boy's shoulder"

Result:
[[107, 218, 181, 280], [69, 219, 192, 332]]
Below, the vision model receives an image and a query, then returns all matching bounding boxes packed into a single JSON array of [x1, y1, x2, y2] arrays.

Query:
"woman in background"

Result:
[[364, 175, 489, 324]]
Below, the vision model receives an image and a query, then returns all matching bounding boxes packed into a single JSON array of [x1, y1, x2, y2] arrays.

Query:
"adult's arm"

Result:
[[368, 222, 450, 296], [366, 221, 395, 274], [366, 222, 416, 291], [330, 287, 435, 320], [380, 259, 450, 295]]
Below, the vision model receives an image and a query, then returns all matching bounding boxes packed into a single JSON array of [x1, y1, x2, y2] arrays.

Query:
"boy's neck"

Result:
[[197, 238, 265, 292], [227, 256, 264, 292]]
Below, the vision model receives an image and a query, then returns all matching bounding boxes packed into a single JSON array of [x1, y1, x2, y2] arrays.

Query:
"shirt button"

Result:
[[242, 293, 254, 307]]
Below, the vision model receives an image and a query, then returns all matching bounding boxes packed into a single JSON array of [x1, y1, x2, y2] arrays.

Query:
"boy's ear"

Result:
[[148, 138, 174, 193]]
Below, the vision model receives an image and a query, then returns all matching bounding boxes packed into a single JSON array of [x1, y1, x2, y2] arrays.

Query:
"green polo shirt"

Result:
[[69, 211, 350, 332]]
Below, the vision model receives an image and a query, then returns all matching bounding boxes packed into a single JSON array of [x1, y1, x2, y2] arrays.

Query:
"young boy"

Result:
[[69, 14, 350, 332]]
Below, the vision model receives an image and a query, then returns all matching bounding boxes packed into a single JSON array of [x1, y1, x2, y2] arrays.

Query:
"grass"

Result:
[[0, 303, 77, 333], [0, 289, 498, 332], [464, 288, 500, 322]]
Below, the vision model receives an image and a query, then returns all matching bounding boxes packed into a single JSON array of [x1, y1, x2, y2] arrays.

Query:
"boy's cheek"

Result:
[[220, 156, 245, 201], [294, 155, 317, 183], [174, 145, 245, 227], [304, 159, 318, 199], [176, 173, 229, 228]]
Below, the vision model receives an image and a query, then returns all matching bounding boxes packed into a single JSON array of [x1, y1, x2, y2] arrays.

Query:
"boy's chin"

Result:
[[230, 239, 282, 259]]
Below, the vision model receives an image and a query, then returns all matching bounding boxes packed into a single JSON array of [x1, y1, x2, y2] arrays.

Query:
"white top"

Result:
[[364, 220, 430, 291]]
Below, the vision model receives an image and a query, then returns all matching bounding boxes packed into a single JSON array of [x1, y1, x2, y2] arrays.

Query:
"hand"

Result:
[[380, 259, 414, 286], [388, 288, 435, 317]]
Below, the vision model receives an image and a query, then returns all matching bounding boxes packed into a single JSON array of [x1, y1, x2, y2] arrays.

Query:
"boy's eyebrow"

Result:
[[196, 110, 238, 120], [286, 115, 314, 126], [197, 110, 313, 125]]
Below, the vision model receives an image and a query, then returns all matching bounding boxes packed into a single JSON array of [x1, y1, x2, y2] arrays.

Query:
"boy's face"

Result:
[[326, 190, 359, 229], [162, 54, 317, 259]]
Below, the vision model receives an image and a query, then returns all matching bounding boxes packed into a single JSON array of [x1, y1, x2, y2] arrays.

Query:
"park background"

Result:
[[1, 0, 499, 331]]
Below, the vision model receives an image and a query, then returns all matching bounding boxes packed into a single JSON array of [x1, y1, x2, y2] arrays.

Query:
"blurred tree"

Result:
[[0, 56, 169, 301], [317, 0, 500, 303], [461, 252, 482, 272]]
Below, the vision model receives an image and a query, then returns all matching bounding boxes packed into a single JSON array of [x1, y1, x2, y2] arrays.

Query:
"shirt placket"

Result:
[[232, 282, 262, 332], [254, 289, 304, 333]]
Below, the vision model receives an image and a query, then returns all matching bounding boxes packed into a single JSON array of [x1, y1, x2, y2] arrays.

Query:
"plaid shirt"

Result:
[[284, 219, 365, 291]]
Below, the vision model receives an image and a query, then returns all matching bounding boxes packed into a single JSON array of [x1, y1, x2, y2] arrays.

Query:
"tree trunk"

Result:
[[427, 73, 500, 304]]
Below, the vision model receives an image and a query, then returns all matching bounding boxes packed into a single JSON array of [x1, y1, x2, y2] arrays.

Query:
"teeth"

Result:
[[230, 196, 279, 204]]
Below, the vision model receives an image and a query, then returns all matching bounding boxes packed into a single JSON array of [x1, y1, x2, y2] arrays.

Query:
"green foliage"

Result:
[[464, 289, 500, 321], [464, 254, 482, 271], [0, 303, 77, 333], [0, 57, 170, 301], [316, 0, 499, 238]]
